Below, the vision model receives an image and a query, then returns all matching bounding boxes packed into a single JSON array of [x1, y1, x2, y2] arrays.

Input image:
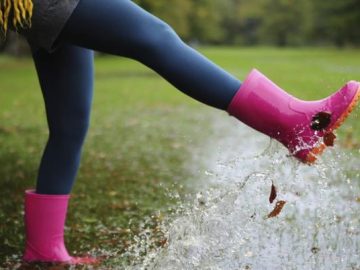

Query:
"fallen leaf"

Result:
[[268, 200, 286, 218], [269, 182, 277, 204], [323, 132, 336, 147], [158, 237, 168, 247], [311, 247, 320, 254]]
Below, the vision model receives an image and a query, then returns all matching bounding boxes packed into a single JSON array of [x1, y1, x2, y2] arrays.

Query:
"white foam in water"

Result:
[[123, 114, 360, 270]]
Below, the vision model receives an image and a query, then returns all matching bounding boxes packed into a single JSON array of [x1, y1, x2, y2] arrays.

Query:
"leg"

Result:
[[57, 0, 360, 163], [30, 43, 94, 195], [58, 0, 241, 110], [23, 44, 97, 264]]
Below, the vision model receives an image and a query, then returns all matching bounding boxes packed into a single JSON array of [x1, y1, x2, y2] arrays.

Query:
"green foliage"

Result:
[[312, 0, 360, 47], [133, 0, 360, 47], [135, 0, 193, 39], [258, 0, 307, 46], [189, 0, 227, 43], [1, 0, 359, 53]]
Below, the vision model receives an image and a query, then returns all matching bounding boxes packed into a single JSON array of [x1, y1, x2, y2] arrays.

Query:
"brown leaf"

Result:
[[324, 132, 336, 147], [269, 183, 277, 204], [158, 237, 168, 247], [311, 247, 320, 254], [268, 200, 286, 218]]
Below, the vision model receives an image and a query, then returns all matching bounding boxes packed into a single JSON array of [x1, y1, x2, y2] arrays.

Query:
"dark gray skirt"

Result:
[[18, 0, 80, 52]]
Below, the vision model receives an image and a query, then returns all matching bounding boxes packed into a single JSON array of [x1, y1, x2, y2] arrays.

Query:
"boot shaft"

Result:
[[23, 190, 72, 262]]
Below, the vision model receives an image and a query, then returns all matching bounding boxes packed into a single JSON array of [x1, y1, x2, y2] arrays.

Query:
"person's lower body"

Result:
[[23, 44, 97, 263], [31, 43, 94, 195], [22, 0, 360, 265], [23, 1, 244, 262]]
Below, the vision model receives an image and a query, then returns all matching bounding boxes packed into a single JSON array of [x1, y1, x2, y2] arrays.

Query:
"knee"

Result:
[[132, 20, 181, 56]]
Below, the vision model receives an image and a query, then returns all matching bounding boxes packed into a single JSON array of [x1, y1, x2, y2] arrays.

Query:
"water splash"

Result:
[[123, 115, 360, 270]]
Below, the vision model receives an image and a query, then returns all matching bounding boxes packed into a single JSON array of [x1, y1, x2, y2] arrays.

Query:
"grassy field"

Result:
[[0, 47, 359, 268]]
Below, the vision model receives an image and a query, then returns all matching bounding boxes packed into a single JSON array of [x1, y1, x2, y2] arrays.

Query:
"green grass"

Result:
[[0, 47, 359, 268]]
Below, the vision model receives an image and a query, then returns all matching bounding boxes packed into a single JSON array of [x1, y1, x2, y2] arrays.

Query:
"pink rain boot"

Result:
[[23, 190, 98, 265], [228, 69, 360, 163]]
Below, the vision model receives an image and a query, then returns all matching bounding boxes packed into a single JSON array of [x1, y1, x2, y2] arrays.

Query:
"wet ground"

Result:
[[1, 48, 359, 269], [125, 113, 360, 270]]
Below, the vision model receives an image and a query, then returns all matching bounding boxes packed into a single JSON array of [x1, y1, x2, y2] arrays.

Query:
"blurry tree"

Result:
[[0, 32, 30, 56], [0, 38, 7, 52], [134, 0, 193, 39], [1, 0, 360, 55], [236, 0, 265, 45], [221, 0, 264, 45], [311, 0, 360, 47], [135, 0, 227, 43], [189, 0, 227, 43], [258, 0, 308, 46]]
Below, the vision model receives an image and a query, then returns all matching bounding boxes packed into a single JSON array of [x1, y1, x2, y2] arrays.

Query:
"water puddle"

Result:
[[123, 115, 360, 270]]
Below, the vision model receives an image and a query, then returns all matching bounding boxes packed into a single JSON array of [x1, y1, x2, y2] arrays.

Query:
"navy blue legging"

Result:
[[32, 0, 241, 194]]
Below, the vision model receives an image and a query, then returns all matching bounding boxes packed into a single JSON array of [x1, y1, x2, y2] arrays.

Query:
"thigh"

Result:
[[30, 43, 94, 131], [57, 0, 168, 57]]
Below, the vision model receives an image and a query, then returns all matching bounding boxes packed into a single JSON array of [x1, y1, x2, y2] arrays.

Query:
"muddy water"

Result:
[[125, 114, 360, 270]]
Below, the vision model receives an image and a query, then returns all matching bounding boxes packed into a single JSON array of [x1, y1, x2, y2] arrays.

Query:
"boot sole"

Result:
[[305, 86, 360, 164]]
